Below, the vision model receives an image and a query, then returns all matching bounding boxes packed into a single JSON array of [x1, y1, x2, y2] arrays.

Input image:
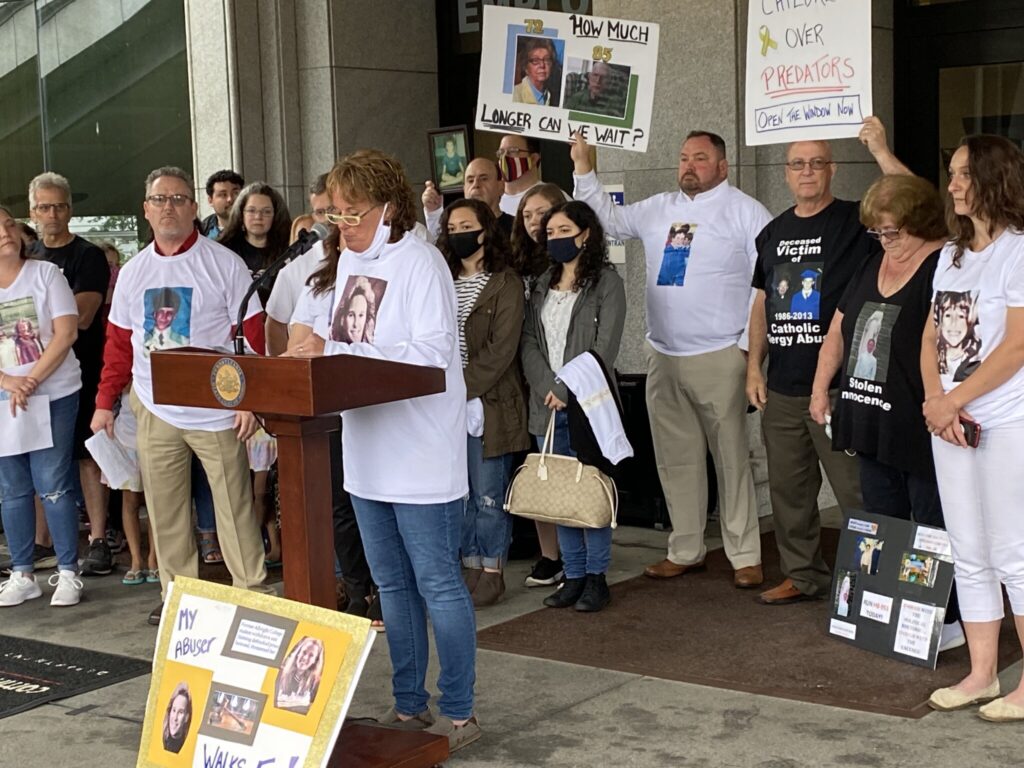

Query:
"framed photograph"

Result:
[[428, 126, 470, 193]]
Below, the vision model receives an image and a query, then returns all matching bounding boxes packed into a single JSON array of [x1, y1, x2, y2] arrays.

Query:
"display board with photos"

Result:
[[137, 577, 374, 768], [476, 6, 659, 152], [829, 512, 955, 669]]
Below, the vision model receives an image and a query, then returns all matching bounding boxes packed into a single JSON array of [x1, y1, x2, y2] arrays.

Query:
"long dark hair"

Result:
[[217, 182, 292, 269], [946, 134, 1024, 266], [511, 183, 564, 280], [436, 199, 510, 279], [538, 200, 612, 292]]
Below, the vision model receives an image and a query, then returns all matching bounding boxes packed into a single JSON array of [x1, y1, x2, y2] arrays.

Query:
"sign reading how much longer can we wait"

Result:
[[744, 0, 872, 146], [476, 5, 659, 152]]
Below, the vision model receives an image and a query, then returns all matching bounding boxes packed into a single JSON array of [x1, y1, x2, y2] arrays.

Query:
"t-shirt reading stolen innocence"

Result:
[[753, 199, 879, 396]]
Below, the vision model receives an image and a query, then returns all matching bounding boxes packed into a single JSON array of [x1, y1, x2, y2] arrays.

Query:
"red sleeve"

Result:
[[96, 323, 133, 410], [235, 312, 266, 356]]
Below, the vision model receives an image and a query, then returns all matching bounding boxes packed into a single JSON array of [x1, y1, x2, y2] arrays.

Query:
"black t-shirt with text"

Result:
[[753, 199, 879, 396], [37, 235, 110, 388], [832, 249, 940, 476]]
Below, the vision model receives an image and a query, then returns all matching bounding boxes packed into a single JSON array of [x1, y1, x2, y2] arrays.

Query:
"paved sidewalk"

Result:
[[0, 520, 1020, 767]]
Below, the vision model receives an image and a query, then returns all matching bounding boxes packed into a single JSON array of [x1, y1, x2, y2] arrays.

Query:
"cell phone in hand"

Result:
[[960, 417, 982, 448]]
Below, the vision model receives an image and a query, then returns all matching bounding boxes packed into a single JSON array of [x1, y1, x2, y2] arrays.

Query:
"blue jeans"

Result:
[[192, 455, 216, 532], [535, 411, 613, 579], [351, 495, 476, 719], [0, 392, 81, 572], [461, 436, 515, 570]]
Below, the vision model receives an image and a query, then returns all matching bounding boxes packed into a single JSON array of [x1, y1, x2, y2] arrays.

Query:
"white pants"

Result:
[[932, 423, 1024, 621]]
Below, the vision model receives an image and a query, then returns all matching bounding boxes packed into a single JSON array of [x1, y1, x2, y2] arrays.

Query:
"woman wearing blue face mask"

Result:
[[520, 200, 626, 612]]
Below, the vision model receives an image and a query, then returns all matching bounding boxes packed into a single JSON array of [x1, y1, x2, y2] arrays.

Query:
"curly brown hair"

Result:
[[326, 149, 416, 244], [307, 225, 343, 297], [946, 135, 1024, 266], [511, 183, 564, 280], [860, 175, 947, 240], [436, 199, 510, 279]]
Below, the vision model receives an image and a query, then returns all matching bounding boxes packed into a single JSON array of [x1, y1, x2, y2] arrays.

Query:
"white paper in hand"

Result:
[[85, 429, 139, 490], [0, 395, 52, 457]]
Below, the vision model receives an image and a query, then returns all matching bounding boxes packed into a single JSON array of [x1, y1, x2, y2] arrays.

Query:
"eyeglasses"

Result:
[[528, 57, 553, 67], [312, 206, 337, 217], [243, 207, 274, 217], [32, 203, 70, 214], [325, 205, 380, 226], [146, 194, 194, 208], [497, 147, 528, 157], [785, 158, 831, 172], [866, 227, 903, 242]]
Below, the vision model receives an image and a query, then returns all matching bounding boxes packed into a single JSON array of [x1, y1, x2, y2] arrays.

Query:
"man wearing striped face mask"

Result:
[[496, 135, 543, 216]]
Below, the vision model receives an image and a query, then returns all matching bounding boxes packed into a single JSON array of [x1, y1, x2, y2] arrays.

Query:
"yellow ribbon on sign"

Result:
[[759, 25, 778, 56]]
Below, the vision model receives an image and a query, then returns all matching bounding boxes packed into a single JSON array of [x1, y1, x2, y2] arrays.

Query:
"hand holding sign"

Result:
[[422, 181, 442, 213], [570, 131, 593, 174]]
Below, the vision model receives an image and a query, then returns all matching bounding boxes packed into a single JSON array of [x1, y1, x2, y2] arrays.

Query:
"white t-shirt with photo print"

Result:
[[108, 236, 262, 431], [311, 231, 468, 505], [0, 258, 81, 399], [933, 229, 1024, 429]]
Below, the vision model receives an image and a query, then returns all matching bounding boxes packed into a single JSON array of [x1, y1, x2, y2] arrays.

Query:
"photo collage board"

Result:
[[137, 577, 374, 768], [829, 512, 955, 669]]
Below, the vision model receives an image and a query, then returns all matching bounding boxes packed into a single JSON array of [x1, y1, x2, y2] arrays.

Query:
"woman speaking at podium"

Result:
[[285, 150, 480, 752]]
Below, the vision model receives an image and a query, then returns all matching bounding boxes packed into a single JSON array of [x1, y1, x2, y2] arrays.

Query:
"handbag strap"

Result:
[[540, 410, 557, 463]]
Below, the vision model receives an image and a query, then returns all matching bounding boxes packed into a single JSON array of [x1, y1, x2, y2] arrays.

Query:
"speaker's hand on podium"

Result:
[[234, 411, 258, 442], [282, 334, 326, 358]]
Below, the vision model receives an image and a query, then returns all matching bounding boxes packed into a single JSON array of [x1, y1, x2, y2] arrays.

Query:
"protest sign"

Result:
[[137, 578, 374, 768], [744, 1, 872, 146], [476, 6, 659, 152], [829, 512, 954, 669]]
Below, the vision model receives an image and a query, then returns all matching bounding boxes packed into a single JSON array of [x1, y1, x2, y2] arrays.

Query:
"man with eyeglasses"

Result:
[[201, 170, 244, 240], [513, 37, 560, 107], [29, 172, 112, 577], [92, 166, 268, 626], [265, 174, 335, 356], [747, 117, 910, 606]]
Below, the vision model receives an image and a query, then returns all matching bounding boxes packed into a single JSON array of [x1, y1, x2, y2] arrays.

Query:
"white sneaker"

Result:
[[48, 570, 83, 607], [0, 571, 43, 606], [939, 620, 966, 652]]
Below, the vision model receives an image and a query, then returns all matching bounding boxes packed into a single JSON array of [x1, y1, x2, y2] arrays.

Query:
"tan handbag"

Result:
[[504, 411, 618, 529]]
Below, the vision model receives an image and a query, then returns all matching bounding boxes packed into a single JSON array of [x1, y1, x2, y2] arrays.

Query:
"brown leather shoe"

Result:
[[758, 578, 814, 604], [734, 564, 764, 588], [462, 567, 483, 594], [644, 558, 706, 579], [472, 570, 505, 608]]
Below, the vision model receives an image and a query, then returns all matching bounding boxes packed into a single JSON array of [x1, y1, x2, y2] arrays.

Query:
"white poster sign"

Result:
[[477, 6, 659, 152], [744, 1, 872, 146], [893, 599, 938, 662]]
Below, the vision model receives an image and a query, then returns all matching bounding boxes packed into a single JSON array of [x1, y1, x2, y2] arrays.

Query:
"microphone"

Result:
[[233, 222, 331, 354]]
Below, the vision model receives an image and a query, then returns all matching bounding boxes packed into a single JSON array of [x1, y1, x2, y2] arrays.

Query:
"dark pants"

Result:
[[858, 454, 961, 624], [330, 424, 374, 600]]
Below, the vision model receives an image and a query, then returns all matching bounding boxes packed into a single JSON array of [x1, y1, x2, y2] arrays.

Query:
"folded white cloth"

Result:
[[467, 397, 484, 437], [556, 352, 633, 465]]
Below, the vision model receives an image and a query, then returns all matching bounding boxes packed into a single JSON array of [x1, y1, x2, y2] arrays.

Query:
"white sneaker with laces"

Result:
[[0, 571, 43, 606], [939, 620, 966, 652], [49, 570, 83, 607]]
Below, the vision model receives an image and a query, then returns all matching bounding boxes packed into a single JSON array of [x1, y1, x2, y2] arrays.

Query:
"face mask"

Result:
[[548, 235, 581, 264], [347, 203, 390, 260], [498, 154, 535, 183], [447, 230, 483, 261]]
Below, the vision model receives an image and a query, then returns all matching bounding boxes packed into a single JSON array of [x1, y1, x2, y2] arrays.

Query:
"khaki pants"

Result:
[[645, 343, 760, 569], [131, 390, 266, 597], [761, 390, 862, 596]]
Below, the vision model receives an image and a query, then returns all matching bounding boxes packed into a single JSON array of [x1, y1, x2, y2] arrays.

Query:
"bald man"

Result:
[[422, 157, 514, 241]]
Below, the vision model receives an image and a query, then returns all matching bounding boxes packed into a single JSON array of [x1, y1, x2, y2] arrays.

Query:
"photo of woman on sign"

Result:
[[162, 682, 192, 754], [274, 636, 325, 714]]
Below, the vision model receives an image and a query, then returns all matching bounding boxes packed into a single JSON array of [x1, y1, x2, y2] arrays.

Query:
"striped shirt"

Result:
[[455, 271, 491, 367]]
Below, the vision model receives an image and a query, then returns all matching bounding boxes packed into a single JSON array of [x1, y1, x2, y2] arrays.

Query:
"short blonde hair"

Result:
[[326, 149, 416, 242]]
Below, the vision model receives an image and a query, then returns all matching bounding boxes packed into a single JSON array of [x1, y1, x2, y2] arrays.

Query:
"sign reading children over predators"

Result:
[[476, 6, 659, 152], [137, 577, 374, 768], [745, 1, 872, 146]]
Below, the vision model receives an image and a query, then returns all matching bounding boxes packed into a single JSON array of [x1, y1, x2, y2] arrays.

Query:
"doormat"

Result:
[[0, 635, 150, 719], [478, 529, 1021, 718]]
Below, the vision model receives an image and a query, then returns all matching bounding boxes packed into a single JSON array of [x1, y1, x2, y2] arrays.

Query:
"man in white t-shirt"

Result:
[[572, 130, 771, 589], [92, 166, 268, 626], [495, 134, 543, 216]]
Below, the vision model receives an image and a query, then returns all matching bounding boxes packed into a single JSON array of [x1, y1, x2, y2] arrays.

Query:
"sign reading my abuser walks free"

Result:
[[476, 6, 659, 152], [744, 0, 872, 146]]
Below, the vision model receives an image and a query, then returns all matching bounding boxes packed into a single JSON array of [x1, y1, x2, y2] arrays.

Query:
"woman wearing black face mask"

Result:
[[437, 199, 530, 608], [520, 200, 626, 612]]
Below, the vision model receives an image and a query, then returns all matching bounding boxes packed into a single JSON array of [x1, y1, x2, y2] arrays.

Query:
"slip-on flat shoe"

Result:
[[734, 564, 764, 588], [978, 696, 1024, 723], [644, 558, 705, 579], [928, 679, 1000, 711], [147, 603, 164, 626]]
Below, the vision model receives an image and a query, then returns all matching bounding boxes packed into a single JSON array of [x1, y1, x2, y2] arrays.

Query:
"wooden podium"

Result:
[[150, 348, 445, 608]]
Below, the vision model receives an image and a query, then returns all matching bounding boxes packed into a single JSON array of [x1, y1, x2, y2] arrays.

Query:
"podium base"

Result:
[[329, 722, 449, 767]]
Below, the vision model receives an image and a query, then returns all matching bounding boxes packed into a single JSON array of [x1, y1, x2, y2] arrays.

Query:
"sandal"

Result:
[[122, 570, 145, 586], [345, 590, 385, 632], [145, 569, 160, 583], [198, 531, 223, 564]]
